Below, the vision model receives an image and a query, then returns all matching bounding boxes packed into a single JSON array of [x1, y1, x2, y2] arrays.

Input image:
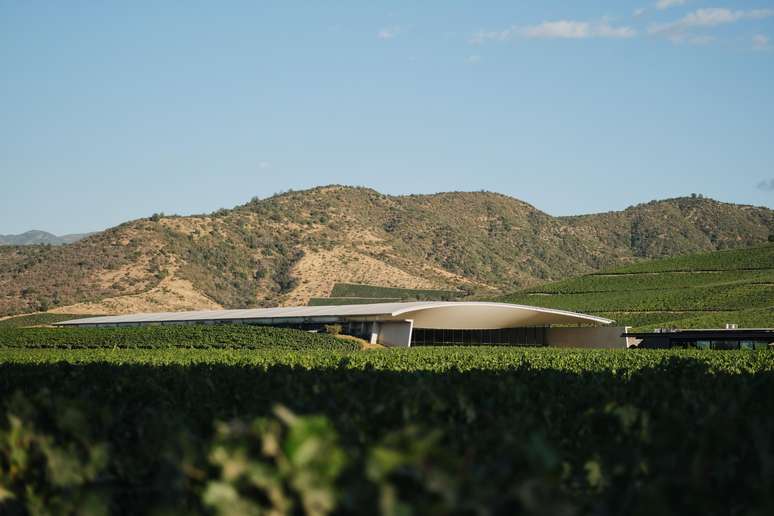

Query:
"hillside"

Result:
[[0, 186, 771, 317], [0, 230, 93, 246], [497, 244, 774, 330], [308, 283, 463, 306]]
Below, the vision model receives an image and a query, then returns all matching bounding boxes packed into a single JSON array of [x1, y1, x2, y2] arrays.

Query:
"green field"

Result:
[[1, 343, 772, 515], [307, 296, 402, 306], [308, 282, 462, 306], [498, 244, 774, 329]]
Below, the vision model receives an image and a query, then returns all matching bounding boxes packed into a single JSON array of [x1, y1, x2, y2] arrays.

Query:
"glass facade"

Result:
[[411, 327, 546, 347], [647, 337, 771, 350]]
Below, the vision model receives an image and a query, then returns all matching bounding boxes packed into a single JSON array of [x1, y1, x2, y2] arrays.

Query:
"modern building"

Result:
[[625, 328, 774, 349], [55, 301, 629, 348]]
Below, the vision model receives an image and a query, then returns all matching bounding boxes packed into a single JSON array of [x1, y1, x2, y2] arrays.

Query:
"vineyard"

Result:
[[0, 325, 359, 351], [308, 282, 462, 305], [498, 244, 774, 329], [1, 344, 773, 514], [308, 296, 401, 306]]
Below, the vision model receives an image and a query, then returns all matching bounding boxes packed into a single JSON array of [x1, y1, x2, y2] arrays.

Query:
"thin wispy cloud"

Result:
[[377, 26, 400, 40], [471, 20, 636, 43], [634, 8, 647, 18], [650, 8, 774, 34], [756, 178, 774, 192], [656, 0, 688, 10], [753, 34, 769, 49], [649, 8, 774, 44]]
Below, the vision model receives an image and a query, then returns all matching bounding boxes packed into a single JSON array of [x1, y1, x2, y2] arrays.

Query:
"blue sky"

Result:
[[1, 1, 773, 234]]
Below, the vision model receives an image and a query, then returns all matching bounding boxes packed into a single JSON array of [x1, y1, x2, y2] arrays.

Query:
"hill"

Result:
[[0, 230, 93, 246], [496, 244, 774, 330], [0, 186, 771, 317], [308, 283, 463, 306]]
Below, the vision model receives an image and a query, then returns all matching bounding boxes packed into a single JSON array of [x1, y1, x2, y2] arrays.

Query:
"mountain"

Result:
[[0, 186, 771, 317], [0, 230, 94, 246], [496, 244, 774, 330]]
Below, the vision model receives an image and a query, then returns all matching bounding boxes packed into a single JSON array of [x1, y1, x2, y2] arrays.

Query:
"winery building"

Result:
[[56, 301, 630, 348]]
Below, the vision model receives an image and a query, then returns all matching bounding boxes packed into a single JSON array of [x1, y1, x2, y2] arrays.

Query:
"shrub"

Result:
[[324, 324, 342, 336]]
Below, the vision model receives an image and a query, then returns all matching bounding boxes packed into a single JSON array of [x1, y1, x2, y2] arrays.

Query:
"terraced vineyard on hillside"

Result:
[[308, 282, 462, 305], [498, 244, 774, 329]]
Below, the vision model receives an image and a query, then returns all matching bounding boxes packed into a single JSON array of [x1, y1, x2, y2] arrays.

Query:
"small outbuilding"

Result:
[[56, 301, 628, 348], [625, 328, 773, 349]]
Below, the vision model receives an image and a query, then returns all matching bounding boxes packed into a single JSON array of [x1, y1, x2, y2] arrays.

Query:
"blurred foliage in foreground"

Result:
[[1, 348, 773, 514]]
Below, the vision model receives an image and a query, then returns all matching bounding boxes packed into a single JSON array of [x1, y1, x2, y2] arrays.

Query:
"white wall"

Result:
[[376, 320, 414, 347], [545, 326, 629, 349]]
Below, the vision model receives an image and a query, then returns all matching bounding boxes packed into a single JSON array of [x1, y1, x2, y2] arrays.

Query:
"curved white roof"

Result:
[[55, 301, 613, 328]]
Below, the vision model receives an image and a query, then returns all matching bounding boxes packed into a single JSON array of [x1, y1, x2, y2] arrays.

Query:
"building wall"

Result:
[[376, 321, 414, 347], [545, 326, 629, 349]]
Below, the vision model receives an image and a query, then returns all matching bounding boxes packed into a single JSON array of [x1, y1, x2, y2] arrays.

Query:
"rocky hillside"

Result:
[[0, 186, 771, 317]]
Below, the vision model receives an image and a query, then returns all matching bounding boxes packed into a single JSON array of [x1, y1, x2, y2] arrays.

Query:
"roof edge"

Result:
[[390, 301, 614, 325]]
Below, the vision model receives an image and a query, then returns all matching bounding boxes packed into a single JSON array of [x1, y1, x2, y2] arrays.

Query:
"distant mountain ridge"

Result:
[[0, 230, 94, 246], [0, 186, 771, 317]]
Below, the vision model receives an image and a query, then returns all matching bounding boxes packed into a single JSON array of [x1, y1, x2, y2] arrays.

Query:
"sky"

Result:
[[1, 1, 773, 234]]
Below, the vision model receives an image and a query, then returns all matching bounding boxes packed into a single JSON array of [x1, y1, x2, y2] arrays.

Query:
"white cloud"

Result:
[[753, 34, 769, 49], [471, 20, 636, 43], [593, 22, 638, 39], [649, 8, 774, 44], [377, 26, 400, 40], [524, 21, 590, 39], [650, 8, 774, 34], [634, 8, 647, 18], [656, 0, 687, 10]]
